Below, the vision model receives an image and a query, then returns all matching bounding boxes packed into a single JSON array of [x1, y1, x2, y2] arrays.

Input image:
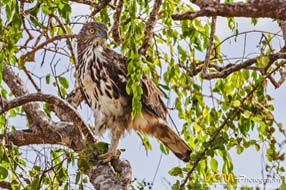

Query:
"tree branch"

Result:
[[172, 1, 286, 20], [139, 0, 162, 55], [49, 86, 83, 122], [3, 64, 53, 133], [89, 160, 132, 190], [111, 0, 124, 44], [279, 20, 286, 51], [202, 53, 286, 79], [89, 0, 112, 16], [0, 92, 95, 143], [202, 15, 217, 77], [0, 124, 85, 151], [0, 181, 11, 190], [20, 34, 78, 62]]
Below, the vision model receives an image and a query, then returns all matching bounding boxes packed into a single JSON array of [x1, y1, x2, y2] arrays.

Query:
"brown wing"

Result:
[[141, 74, 168, 119], [102, 47, 168, 119], [103, 47, 191, 162]]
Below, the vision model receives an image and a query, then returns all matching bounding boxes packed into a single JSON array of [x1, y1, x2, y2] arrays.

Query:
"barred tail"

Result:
[[152, 122, 191, 162], [134, 115, 191, 162]]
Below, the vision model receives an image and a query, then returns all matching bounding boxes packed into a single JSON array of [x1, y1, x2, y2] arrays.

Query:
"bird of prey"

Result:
[[76, 22, 191, 162]]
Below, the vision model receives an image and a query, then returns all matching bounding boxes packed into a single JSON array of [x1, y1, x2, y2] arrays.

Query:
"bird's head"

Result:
[[78, 22, 108, 49]]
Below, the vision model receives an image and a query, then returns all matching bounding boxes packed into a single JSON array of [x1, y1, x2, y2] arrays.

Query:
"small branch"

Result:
[[22, 66, 41, 92], [202, 53, 286, 79], [180, 109, 238, 189], [20, 34, 78, 62], [267, 68, 286, 88], [202, 16, 217, 77], [172, 1, 286, 20], [279, 20, 286, 51], [138, 0, 162, 55], [1, 129, 58, 147], [49, 86, 83, 122], [189, 0, 211, 8], [69, 0, 97, 6], [51, 14, 77, 65], [111, 0, 124, 44], [90, 0, 112, 16]]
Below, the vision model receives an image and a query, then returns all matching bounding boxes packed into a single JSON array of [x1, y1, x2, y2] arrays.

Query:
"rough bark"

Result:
[[172, 1, 286, 20], [89, 160, 132, 190]]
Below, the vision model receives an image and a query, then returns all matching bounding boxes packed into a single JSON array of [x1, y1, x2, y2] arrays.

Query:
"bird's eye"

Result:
[[89, 28, 95, 34]]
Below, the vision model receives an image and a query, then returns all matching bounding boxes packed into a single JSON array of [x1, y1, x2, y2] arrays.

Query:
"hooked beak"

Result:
[[92, 31, 108, 45]]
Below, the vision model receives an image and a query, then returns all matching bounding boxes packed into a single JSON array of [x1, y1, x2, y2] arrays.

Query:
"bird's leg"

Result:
[[99, 127, 123, 163], [93, 111, 106, 140]]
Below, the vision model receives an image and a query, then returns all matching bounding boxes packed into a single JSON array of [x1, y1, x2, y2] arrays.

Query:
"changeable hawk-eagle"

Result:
[[76, 22, 191, 162]]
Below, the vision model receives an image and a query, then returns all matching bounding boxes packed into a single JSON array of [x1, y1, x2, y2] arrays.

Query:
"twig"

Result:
[[202, 53, 286, 79], [214, 30, 282, 52], [20, 34, 78, 63], [202, 16, 217, 77], [22, 66, 41, 92], [51, 14, 77, 65]]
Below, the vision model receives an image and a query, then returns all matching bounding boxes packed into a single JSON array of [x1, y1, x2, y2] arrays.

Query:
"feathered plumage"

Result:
[[76, 22, 191, 162]]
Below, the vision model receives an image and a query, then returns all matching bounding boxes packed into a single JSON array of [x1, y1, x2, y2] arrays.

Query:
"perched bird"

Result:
[[76, 22, 191, 162]]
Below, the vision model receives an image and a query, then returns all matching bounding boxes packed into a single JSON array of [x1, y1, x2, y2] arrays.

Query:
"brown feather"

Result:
[[77, 22, 191, 162]]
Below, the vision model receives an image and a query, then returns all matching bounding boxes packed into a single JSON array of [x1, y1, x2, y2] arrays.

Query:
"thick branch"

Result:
[[139, 0, 162, 55], [89, 160, 132, 190], [2, 64, 53, 132], [0, 124, 84, 151], [0, 181, 11, 190], [0, 92, 95, 142], [172, 1, 286, 20], [49, 86, 83, 122]]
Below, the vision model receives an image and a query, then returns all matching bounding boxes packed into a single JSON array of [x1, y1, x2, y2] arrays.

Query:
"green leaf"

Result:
[[59, 76, 69, 89], [232, 100, 241, 107], [94, 142, 109, 155], [237, 146, 243, 155], [45, 74, 51, 84], [160, 143, 169, 155], [168, 167, 183, 177], [0, 166, 8, 181], [251, 18, 258, 26], [137, 133, 152, 150], [42, 5, 50, 15], [75, 171, 81, 184], [210, 158, 218, 172]]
